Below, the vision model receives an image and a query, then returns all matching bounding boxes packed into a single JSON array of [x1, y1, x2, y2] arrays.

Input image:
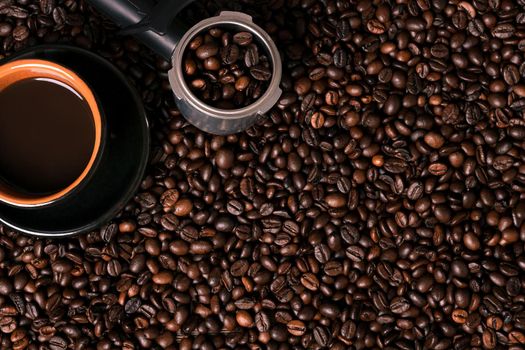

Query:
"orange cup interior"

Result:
[[0, 59, 102, 207]]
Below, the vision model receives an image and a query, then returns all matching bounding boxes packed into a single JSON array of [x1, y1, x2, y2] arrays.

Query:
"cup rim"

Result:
[[0, 59, 103, 207]]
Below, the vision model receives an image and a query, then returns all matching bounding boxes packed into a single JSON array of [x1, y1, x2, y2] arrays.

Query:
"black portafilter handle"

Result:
[[88, 0, 194, 60]]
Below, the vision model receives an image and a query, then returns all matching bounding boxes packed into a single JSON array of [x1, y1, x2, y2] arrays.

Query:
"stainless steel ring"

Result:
[[169, 11, 283, 135]]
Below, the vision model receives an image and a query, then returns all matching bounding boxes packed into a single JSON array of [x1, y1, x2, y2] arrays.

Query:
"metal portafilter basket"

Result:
[[88, 0, 282, 135]]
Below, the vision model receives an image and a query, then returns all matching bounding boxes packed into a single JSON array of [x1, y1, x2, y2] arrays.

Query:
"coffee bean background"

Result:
[[1, 0, 525, 349]]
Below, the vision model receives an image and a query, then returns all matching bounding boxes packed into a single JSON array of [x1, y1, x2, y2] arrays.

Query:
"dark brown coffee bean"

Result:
[[483, 329, 497, 349], [346, 246, 365, 262], [203, 57, 220, 70], [250, 65, 272, 81], [235, 76, 250, 91], [507, 277, 521, 296], [287, 320, 306, 336], [300, 273, 319, 291], [49, 336, 67, 350], [313, 326, 330, 347], [244, 44, 259, 67], [230, 260, 249, 277], [491, 23, 515, 38], [424, 132, 445, 149], [236, 310, 253, 327], [336, 177, 351, 193], [407, 182, 423, 200], [310, 111, 325, 129], [384, 158, 408, 174], [367, 19, 385, 34], [12, 25, 28, 41], [333, 49, 347, 68], [341, 225, 360, 244], [324, 261, 343, 276], [255, 311, 270, 332], [509, 331, 525, 344], [160, 189, 180, 209], [124, 298, 141, 314], [314, 244, 330, 263], [463, 232, 480, 251], [233, 31, 253, 46], [390, 297, 410, 314], [468, 18, 485, 36], [234, 297, 256, 310], [504, 64, 520, 85], [195, 43, 219, 59], [226, 199, 244, 215], [189, 240, 212, 254], [0, 23, 13, 37], [214, 148, 234, 169], [325, 193, 346, 208], [221, 44, 239, 64], [173, 198, 193, 216], [452, 309, 468, 324], [428, 163, 448, 176], [152, 271, 174, 285], [107, 260, 121, 277], [442, 103, 461, 124]]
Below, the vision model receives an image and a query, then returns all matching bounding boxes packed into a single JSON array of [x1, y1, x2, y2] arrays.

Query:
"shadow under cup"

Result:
[[0, 59, 103, 207]]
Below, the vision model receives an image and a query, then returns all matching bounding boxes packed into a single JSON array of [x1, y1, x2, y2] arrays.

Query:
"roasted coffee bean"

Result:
[[325, 193, 346, 208], [230, 260, 249, 277], [0, 23, 13, 37], [299, 272, 318, 291], [196, 43, 219, 59], [483, 329, 497, 348], [346, 246, 365, 262], [424, 132, 445, 149], [221, 44, 240, 64], [504, 64, 520, 86], [390, 297, 410, 314], [341, 224, 360, 244], [236, 310, 253, 327], [287, 320, 306, 336], [452, 309, 469, 324], [492, 23, 515, 39], [250, 65, 272, 81], [336, 176, 351, 193], [124, 297, 141, 314], [314, 244, 330, 263], [152, 271, 174, 285], [367, 19, 385, 34], [310, 111, 325, 129], [49, 336, 67, 350], [233, 31, 253, 46], [244, 44, 259, 67], [442, 103, 461, 124], [313, 326, 330, 347], [234, 297, 256, 310], [12, 25, 28, 41], [255, 311, 270, 332]]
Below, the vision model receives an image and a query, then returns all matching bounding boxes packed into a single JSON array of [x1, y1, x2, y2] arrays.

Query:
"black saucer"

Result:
[[0, 45, 149, 237]]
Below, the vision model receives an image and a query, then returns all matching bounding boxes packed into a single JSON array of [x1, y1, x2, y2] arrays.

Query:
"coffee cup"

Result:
[[0, 59, 104, 207], [0, 45, 149, 237]]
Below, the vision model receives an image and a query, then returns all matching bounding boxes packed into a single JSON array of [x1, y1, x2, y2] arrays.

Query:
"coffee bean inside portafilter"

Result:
[[3, 0, 525, 349], [183, 27, 272, 109]]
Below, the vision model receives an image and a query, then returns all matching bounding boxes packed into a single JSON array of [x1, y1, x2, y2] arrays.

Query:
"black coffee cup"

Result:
[[0, 59, 105, 207], [0, 45, 149, 236]]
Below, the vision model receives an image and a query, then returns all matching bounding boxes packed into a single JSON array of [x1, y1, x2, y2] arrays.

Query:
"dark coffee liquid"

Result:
[[0, 78, 95, 195]]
